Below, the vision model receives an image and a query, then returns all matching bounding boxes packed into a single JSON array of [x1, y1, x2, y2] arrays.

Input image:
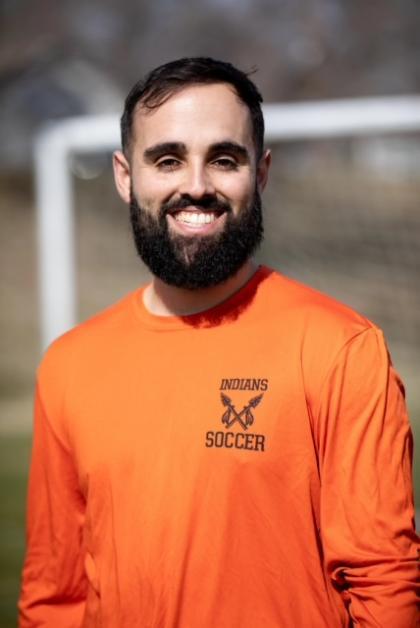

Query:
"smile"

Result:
[[167, 207, 227, 235], [174, 211, 219, 225]]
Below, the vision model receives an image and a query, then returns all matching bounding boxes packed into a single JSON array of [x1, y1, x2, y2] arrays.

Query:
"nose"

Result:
[[178, 162, 215, 198]]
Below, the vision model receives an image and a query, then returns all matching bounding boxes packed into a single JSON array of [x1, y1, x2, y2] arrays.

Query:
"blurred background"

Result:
[[1, 0, 419, 625]]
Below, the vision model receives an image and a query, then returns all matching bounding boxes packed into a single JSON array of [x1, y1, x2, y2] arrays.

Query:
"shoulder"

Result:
[[34, 289, 146, 441], [257, 270, 400, 425], [258, 266, 375, 343], [38, 288, 142, 386], [255, 267, 387, 393]]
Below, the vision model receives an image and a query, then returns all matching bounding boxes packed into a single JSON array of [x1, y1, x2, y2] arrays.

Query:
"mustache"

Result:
[[161, 194, 232, 216]]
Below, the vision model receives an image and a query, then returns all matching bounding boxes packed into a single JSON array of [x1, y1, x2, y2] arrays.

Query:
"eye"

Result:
[[212, 157, 238, 171], [156, 157, 181, 171]]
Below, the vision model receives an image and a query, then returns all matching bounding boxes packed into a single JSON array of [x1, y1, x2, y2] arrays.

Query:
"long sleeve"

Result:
[[316, 327, 419, 626], [18, 385, 87, 627]]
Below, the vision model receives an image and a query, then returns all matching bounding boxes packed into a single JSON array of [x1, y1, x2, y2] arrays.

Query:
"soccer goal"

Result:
[[34, 95, 420, 351]]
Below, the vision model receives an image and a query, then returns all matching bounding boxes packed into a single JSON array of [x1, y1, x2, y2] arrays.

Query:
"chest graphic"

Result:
[[205, 379, 268, 452], [221, 393, 263, 430]]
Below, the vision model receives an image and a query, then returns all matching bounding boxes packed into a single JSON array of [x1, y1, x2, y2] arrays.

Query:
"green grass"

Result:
[[0, 435, 31, 628], [411, 414, 420, 510], [0, 427, 418, 628]]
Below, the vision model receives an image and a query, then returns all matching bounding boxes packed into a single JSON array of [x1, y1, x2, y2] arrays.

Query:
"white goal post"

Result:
[[34, 95, 420, 349]]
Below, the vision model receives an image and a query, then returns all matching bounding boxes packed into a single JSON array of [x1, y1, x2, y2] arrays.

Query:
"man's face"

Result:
[[113, 83, 270, 288]]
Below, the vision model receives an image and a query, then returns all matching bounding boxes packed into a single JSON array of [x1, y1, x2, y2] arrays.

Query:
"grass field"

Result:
[[0, 428, 418, 627], [1, 160, 419, 624], [0, 435, 31, 628]]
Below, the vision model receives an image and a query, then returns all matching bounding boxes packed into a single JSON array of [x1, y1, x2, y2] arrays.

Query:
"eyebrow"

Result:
[[143, 142, 187, 162], [208, 141, 250, 162], [142, 140, 250, 163]]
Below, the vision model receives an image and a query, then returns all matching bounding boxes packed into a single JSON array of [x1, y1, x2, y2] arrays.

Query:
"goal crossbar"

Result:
[[34, 95, 420, 349]]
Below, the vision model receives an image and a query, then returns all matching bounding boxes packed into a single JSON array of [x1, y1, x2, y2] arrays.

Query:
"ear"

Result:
[[113, 150, 131, 204], [256, 149, 271, 193]]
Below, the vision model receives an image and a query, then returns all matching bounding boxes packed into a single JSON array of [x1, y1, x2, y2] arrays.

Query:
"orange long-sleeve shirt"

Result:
[[19, 267, 419, 627]]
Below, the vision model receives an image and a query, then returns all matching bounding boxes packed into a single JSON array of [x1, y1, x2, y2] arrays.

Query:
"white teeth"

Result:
[[174, 211, 217, 225]]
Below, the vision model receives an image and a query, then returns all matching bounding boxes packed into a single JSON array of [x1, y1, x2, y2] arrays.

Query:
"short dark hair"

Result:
[[120, 57, 265, 159]]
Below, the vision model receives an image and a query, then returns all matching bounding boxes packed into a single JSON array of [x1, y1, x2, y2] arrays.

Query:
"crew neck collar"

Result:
[[131, 265, 271, 331]]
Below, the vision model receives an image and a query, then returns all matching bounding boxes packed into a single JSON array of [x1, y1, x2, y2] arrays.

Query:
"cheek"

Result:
[[134, 192, 168, 222], [222, 176, 255, 207], [130, 182, 158, 214], [131, 165, 177, 199], [132, 184, 170, 216]]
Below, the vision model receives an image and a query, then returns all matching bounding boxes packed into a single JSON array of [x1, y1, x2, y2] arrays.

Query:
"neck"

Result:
[[143, 260, 258, 316]]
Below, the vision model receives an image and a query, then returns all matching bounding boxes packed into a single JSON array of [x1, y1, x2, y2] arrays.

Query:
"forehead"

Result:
[[131, 83, 254, 154]]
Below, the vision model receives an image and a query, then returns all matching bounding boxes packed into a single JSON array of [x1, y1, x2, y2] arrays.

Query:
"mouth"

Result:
[[173, 209, 222, 225], [167, 207, 227, 234]]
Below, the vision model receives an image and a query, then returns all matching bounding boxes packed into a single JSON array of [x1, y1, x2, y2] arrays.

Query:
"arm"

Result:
[[317, 327, 419, 627], [18, 385, 87, 627]]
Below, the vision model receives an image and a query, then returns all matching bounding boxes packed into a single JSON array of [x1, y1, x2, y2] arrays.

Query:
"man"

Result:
[[19, 58, 418, 627]]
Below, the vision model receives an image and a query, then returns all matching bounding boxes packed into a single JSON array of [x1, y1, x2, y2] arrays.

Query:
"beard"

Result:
[[129, 189, 264, 290]]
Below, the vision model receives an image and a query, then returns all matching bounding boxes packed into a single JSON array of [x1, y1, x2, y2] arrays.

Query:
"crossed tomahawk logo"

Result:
[[221, 393, 263, 431]]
